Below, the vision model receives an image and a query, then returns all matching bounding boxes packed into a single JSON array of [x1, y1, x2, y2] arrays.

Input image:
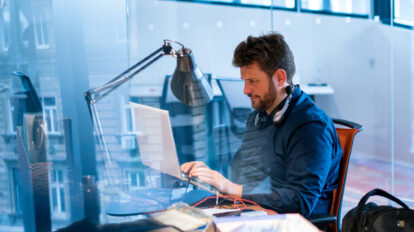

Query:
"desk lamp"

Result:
[[84, 40, 213, 186], [85, 40, 213, 107]]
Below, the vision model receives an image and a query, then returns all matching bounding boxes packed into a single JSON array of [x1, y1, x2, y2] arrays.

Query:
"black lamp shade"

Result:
[[170, 49, 213, 107]]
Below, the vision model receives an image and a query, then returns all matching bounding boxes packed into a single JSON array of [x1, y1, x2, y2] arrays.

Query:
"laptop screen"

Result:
[[129, 102, 182, 179]]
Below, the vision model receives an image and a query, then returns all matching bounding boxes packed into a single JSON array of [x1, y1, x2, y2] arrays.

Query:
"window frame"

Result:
[[162, 0, 298, 11], [49, 168, 67, 217], [8, 167, 22, 215], [125, 170, 142, 191], [0, 20, 9, 51], [299, 0, 370, 18], [0, 4, 10, 52], [119, 96, 140, 150], [41, 97, 60, 135], [393, 0, 414, 29], [120, 95, 140, 135], [6, 95, 27, 136], [299, 8, 369, 19], [32, 10, 51, 49]]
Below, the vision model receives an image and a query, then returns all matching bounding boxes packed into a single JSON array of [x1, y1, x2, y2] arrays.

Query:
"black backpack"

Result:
[[341, 188, 414, 232]]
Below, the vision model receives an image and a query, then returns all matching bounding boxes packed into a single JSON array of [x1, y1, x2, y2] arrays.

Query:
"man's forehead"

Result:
[[240, 65, 267, 80]]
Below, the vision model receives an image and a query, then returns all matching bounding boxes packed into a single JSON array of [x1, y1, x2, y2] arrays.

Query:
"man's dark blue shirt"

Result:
[[231, 85, 342, 217]]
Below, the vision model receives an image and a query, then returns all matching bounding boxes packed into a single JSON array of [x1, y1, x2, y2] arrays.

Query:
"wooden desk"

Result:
[[301, 84, 334, 96]]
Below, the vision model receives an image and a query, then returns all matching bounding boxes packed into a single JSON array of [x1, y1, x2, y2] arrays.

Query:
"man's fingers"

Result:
[[189, 167, 214, 177], [190, 170, 213, 178], [181, 161, 207, 173], [181, 162, 195, 173], [194, 161, 207, 168]]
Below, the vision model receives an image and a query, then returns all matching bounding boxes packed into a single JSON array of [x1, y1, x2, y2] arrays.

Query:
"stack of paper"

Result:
[[206, 214, 320, 232], [151, 203, 212, 231]]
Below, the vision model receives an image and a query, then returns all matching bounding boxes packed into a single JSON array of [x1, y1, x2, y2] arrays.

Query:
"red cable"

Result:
[[191, 195, 277, 215]]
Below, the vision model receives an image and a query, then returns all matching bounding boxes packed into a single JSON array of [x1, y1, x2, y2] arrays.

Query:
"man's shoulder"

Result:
[[281, 94, 337, 147], [287, 92, 332, 128]]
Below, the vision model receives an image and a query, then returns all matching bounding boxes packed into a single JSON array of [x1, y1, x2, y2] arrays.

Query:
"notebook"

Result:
[[129, 102, 220, 195]]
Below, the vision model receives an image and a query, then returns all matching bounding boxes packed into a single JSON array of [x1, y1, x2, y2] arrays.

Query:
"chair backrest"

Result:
[[329, 118, 362, 232]]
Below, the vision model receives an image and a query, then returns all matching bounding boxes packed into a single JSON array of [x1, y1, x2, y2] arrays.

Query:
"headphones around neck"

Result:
[[254, 85, 295, 128]]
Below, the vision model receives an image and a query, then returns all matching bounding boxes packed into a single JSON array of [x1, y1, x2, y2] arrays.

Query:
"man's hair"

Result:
[[232, 32, 296, 85]]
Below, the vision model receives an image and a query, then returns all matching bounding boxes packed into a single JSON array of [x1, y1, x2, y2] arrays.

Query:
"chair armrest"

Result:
[[308, 214, 337, 230]]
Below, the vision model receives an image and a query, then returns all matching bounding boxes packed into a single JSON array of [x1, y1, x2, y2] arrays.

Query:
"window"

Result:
[[196, 0, 233, 3], [122, 103, 134, 133], [168, 0, 295, 9], [33, 10, 50, 49], [121, 96, 145, 134], [0, 4, 10, 51], [42, 97, 59, 134], [50, 169, 66, 214], [6, 96, 57, 136], [242, 0, 294, 8], [0, 20, 9, 51], [120, 96, 136, 134], [8, 96, 27, 135], [212, 99, 228, 128], [120, 96, 139, 150], [9, 167, 22, 214], [394, 0, 414, 27], [125, 170, 143, 190], [301, 0, 369, 16]]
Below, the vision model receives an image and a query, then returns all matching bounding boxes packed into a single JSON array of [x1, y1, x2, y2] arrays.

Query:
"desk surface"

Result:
[[301, 84, 334, 95]]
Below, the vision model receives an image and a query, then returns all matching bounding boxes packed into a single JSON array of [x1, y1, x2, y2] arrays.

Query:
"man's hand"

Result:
[[180, 161, 207, 174], [180, 161, 243, 197]]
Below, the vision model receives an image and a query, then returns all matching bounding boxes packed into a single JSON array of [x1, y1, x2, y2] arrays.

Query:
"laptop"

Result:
[[129, 102, 220, 195]]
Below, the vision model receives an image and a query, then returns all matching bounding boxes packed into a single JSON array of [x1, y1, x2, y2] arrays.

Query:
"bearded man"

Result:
[[181, 32, 342, 217]]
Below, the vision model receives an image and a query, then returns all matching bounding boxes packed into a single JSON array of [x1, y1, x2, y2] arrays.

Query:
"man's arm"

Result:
[[180, 161, 243, 197]]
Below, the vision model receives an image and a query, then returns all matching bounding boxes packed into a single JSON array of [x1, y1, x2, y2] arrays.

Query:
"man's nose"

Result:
[[243, 83, 250, 96]]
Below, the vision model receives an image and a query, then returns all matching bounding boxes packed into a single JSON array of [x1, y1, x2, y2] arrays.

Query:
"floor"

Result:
[[340, 155, 414, 221]]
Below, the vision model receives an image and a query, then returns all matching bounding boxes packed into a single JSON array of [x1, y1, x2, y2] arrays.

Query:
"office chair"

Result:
[[309, 118, 362, 232]]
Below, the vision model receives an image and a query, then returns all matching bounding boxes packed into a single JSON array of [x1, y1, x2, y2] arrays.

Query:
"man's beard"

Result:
[[249, 81, 277, 112]]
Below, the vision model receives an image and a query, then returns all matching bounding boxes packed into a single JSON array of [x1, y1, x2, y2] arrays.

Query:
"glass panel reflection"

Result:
[[0, 0, 413, 230]]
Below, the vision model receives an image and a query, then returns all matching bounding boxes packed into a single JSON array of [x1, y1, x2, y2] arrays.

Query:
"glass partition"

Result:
[[0, 0, 413, 231], [392, 21, 414, 208]]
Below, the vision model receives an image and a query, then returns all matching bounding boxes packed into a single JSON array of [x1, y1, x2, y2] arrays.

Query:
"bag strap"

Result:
[[357, 188, 410, 211]]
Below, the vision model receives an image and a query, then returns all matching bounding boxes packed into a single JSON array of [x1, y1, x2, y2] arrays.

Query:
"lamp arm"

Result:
[[84, 43, 173, 105]]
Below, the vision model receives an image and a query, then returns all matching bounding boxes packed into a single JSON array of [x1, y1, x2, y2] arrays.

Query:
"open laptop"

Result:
[[129, 102, 220, 195]]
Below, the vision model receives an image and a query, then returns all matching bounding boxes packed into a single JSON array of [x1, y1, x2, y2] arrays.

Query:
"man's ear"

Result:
[[272, 69, 287, 87]]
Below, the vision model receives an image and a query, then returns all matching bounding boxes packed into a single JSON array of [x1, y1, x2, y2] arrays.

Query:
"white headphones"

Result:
[[254, 85, 295, 128]]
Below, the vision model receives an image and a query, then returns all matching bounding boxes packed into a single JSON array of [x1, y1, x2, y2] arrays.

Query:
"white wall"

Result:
[[128, 1, 414, 164]]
